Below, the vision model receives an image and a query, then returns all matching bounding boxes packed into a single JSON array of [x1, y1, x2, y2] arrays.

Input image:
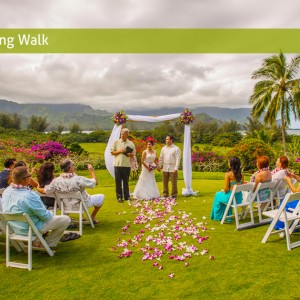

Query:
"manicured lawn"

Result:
[[1, 169, 299, 299]]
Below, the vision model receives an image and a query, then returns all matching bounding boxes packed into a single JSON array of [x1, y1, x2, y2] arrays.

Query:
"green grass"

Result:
[[1, 172, 300, 299], [80, 143, 107, 156], [0, 143, 298, 299]]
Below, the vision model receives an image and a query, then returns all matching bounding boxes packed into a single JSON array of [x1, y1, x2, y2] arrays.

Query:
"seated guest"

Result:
[[44, 159, 104, 224], [0, 158, 16, 188], [274, 173, 300, 230], [37, 162, 56, 208], [2, 166, 71, 247], [250, 156, 272, 200], [210, 157, 244, 221], [13, 161, 39, 189], [271, 156, 289, 198]]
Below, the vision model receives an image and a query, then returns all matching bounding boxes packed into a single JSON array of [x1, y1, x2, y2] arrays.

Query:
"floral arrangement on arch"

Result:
[[180, 108, 195, 125], [113, 110, 128, 125]]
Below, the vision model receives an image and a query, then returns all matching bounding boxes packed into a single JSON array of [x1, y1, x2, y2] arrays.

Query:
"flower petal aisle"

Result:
[[113, 197, 214, 278]]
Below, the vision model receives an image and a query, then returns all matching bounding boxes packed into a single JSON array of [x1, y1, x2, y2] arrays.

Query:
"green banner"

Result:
[[0, 29, 299, 53]]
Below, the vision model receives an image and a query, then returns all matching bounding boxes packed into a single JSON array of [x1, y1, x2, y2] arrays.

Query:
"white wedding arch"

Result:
[[104, 113, 197, 196]]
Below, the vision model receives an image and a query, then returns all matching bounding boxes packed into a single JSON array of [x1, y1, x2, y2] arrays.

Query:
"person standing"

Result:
[[158, 135, 181, 199], [111, 128, 136, 203], [133, 140, 160, 200]]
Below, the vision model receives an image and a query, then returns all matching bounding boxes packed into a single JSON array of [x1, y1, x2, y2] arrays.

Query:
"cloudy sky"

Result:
[[0, 0, 299, 116]]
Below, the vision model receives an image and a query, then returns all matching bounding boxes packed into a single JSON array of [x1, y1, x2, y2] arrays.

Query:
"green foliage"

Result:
[[66, 142, 86, 156], [249, 52, 300, 152], [28, 115, 49, 132], [212, 132, 243, 147], [57, 131, 110, 144], [219, 120, 241, 133], [152, 121, 181, 143], [56, 124, 64, 133], [228, 138, 275, 171], [192, 121, 220, 143], [69, 123, 81, 134], [0, 112, 21, 129]]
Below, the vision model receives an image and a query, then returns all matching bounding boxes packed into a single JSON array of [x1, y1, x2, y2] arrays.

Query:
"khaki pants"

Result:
[[162, 171, 178, 198], [41, 215, 71, 247]]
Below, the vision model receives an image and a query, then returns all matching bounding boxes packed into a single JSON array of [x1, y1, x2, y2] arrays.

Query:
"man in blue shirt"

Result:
[[2, 166, 71, 248]]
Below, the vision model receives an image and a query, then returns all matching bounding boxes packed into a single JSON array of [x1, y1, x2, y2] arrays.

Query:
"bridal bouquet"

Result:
[[180, 108, 195, 125], [113, 110, 128, 125], [148, 163, 157, 171]]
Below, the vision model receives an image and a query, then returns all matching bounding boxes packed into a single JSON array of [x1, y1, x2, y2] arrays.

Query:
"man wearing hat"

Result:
[[2, 166, 71, 247]]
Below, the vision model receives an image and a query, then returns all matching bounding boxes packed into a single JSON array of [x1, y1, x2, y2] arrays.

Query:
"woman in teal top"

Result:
[[210, 157, 244, 221]]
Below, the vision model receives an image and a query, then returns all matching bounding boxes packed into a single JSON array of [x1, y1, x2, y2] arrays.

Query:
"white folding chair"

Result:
[[246, 181, 276, 225], [220, 183, 255, 230], [55, 191, 94, 236], [34, 191, 61, 215], [0, 212, 54, 270], [262, 192, 300, 250], [0, 218, 24, 252], [0, 188, 24, 252], [272, 179, 289, 208]]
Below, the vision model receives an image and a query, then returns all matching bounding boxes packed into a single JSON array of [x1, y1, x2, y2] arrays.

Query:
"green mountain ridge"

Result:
[[0, 99, 251, 130]]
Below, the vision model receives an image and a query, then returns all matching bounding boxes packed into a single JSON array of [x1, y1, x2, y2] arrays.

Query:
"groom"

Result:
[[111, 128, 136, 203], [158, 135, 181, 199]]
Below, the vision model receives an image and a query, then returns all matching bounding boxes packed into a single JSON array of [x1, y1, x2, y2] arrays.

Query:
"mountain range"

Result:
[[0, 99, 252, 130]]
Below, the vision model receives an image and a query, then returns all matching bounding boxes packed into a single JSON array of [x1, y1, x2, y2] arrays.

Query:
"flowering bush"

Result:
[[191, 151, 227, 172], [12, 141, 69, 166], [113, 110, 128, 125], [30, 141, 69, 160], [180, 108, 195, 125], [228, 138, 275, 171]]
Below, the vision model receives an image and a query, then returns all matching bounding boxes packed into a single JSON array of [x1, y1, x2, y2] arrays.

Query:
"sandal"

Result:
[[93, 220, 99, 224], [60, 232, 81, 242]]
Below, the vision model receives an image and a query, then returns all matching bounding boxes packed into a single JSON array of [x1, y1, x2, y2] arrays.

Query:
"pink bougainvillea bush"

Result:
[[113, 197, 213, 278]]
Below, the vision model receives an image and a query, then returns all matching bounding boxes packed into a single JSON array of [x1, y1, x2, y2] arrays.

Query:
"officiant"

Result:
[[111, 128, 136, 203]]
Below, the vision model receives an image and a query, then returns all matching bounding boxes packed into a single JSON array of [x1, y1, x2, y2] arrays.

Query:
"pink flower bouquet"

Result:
[[148, 163, 157, 171]]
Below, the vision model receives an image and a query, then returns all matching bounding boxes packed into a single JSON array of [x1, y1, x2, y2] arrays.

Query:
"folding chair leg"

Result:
[[289, 219, 300, 235], [284, 220, 291, 251], [262, 218, 277, 243], [28, 228, 32, 270]]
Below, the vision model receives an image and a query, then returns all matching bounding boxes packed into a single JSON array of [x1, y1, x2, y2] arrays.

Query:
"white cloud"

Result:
[[0, 0, 299, 123]]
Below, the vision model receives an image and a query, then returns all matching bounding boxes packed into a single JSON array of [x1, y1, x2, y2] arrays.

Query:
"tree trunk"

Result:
[[281, 111, 287, 154]]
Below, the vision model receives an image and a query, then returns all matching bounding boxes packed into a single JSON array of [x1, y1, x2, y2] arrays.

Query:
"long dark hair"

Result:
[[229, 157, 242, 182], [37, 162, 55, 187]]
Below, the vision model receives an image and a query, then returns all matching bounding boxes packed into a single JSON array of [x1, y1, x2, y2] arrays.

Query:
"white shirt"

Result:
[[272, 169, 289, 197], [159, 144, 181, 172]]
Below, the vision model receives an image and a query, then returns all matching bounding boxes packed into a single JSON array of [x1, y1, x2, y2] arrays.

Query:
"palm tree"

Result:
[[249, 52, 300, 153]]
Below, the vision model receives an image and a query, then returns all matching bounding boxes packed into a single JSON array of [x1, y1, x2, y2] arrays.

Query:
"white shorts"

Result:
[[88, 194, 105, 208]]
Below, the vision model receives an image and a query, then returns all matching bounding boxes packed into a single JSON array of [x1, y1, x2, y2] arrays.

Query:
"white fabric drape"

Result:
[[182, 125, 197, 196], [104, 113, 196, 196], [127, 113, 180, 122], [104, 124, 122, 178]]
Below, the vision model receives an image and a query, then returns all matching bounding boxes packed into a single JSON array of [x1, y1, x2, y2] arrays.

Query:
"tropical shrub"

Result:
[[191, 151, 227, 172], [212, 132, 243, 147], [227, 138, 275, 171]]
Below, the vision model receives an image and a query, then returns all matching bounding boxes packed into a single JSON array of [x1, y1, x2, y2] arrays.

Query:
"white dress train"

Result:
[[133, 150, 160, 200]]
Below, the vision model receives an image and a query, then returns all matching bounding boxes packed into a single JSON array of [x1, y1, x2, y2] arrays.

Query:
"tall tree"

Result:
[[249, 52, 300, 153], [28, 115, 49, 132]]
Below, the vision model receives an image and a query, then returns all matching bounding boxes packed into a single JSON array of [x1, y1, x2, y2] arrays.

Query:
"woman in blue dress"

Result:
[[210, 157, 244, 221]]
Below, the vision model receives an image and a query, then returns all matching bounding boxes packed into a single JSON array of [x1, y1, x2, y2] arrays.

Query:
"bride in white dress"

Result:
[[133, 140, 160, 200]]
